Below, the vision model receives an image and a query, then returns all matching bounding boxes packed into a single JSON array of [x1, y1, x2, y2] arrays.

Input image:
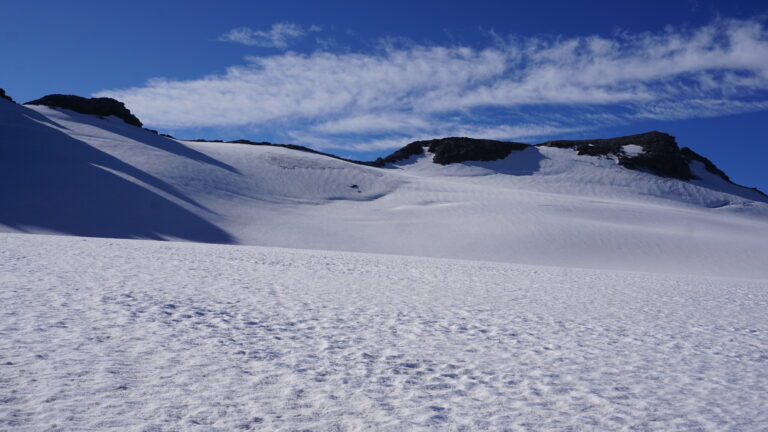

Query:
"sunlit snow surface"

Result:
[[3, 100, 768, 430], [1, 233, 767, 431], [2, 101, 768, 278]]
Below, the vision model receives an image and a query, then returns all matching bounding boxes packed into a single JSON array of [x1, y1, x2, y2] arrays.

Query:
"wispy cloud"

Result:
[[291, 123, 585, 152], [98, 18, 768, 152], [312, 113, 432, 134], [218, 22, 318, 48]]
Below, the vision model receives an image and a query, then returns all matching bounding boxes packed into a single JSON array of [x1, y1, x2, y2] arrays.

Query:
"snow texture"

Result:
[[1, 233, 767, 431], [2, 98, 768, 431], [1, 100, 768, 279]]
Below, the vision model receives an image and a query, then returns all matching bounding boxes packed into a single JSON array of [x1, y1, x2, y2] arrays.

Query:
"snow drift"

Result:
[[1, 96, 767, 277]]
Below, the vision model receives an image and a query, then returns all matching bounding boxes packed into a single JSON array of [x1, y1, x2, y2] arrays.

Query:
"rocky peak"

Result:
[[538, 131, 696, 179], [0, 88, 14, 103], [367, 131, 763, 195], [24, 94, 143, 127], [371, 137, 530, 167]]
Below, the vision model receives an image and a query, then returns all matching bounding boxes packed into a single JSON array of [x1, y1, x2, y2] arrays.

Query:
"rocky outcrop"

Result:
[[8, 87, 763, 197], [365, 131, 763, 196], [25, 94, 143, 127], [679, 146, 768, 198], [537, 131, 767, 196], [369, 141, 428, 166], [539, 131, 695, 180], [371, 137, 530, 167], [0, 88, 14, 103], [678, 147, 731, 183]]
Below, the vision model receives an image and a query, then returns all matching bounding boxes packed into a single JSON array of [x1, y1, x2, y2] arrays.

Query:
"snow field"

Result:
[[1, 233, 767, 431], [3, 101, 768, 279]]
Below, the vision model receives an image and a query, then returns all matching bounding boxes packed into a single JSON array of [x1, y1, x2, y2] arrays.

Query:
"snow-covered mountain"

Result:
[[1, 94, 767, 277], [3, 93, 768, 431]]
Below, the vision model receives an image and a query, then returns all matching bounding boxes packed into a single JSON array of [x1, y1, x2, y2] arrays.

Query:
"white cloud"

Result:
[[633, 99, 768, 120], [312, 113, 432, 134], [292, 123, 583, 152], [218, 22, 311, 48], [98, 18, 768, 152]]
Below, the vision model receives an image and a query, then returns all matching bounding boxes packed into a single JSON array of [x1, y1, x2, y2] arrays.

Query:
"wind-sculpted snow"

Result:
[[1, 233, 767, 430], [2, 99, 768, 277]]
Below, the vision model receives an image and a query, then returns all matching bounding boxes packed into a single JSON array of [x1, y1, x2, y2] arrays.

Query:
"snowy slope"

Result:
[[2, 98, 768, 431], [1, 233, 767, 431], [2, 98, 768, 277]]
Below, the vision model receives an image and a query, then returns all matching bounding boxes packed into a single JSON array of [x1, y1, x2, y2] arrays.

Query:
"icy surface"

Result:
[[2, 99, 768, 430], [2, 100, 768, 278], [1, 233, 767, 431]]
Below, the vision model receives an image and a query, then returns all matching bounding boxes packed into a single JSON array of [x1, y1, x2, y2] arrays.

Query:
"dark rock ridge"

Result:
[[539, 131, 696, 180], [679, 147, 731, 183], [370, 137, 530, 167], [535, 130, 766, 195], [680, 147, 768, 199], [365, 132, 764, 197], [25, 94, 143, 127], [8, 89, 762, 197], [0, 88, 14, 103], [537, 131, 766, 197]]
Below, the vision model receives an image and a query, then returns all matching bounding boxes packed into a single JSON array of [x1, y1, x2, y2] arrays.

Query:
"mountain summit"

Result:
[[374, 132, 764, 197], [25, 93, 143, 127]]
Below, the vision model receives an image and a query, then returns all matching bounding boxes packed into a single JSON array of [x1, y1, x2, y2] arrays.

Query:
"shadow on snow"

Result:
[[0, 101, 235, 243]]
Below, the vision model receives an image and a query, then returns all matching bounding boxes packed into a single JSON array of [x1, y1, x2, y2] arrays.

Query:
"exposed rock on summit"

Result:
[[371, 137, 530, 166], [680, 146, 768, 198], [25, 94, 143, 127], [366, 131, 764, 197], [0, 88, 14, 103], [536, 131, 765, 195], [539, 131, 696, 180]]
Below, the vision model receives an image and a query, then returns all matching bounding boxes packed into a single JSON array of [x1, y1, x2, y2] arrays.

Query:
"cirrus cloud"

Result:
[[218, 22, 319, 49], [97, 18, 768, 152]]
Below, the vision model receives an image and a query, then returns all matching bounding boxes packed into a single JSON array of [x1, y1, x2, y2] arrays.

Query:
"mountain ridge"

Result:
[[3, 96, 768, 278], [8, 90, 763, 195], [24, 93, 143, 127]]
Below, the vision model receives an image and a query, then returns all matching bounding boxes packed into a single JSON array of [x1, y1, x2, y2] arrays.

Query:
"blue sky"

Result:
[[2, 0, 767, 191]]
